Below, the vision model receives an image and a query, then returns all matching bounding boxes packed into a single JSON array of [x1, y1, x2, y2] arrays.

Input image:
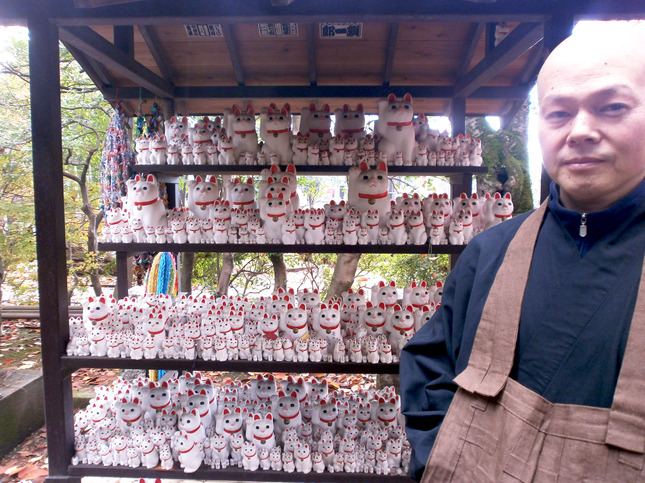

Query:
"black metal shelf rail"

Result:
[[99, 242, 466, 254], [69, 465, 415, 482], [62, 357, 400, 374]]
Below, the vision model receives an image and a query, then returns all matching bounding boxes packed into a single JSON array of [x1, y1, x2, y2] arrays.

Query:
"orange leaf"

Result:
[[18, 465, 48, 479], [4, 465, 21, 476]]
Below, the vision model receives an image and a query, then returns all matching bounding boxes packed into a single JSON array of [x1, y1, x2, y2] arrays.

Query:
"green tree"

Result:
[[469, 104, 533, 214], [0, 31, 111, 307]]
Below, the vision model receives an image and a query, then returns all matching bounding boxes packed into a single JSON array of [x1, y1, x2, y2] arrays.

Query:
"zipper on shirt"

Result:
[[579, 213, 588, 237]]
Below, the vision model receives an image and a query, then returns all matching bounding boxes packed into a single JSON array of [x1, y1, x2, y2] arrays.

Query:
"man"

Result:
[[400, 22, 645, 482]]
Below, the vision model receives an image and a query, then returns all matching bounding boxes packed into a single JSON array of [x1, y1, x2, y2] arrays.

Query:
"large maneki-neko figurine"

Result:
[[225, 104, 259, 161], [375, 93, 417, 165], [334, 103, 366, 143], [347, 161, 391, 226], [186, 175, 222, 218], [260, 164, 300, 213], [299, 103, 332, 143], [260, 103, 293, 165], [125, 174, 167, 230]]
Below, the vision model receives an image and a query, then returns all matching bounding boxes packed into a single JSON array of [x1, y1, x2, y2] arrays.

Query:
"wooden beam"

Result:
[[63, 41, 112, 91], [6, 0, 645, 27], [382, 22, 399, 86], [105, 84, 531, 101], [457, 22, 485, 78], [500, 98, 528, 131], [28, 14, 76, 479], [113, 25, 133, 57], [221, 23, 245, 86], [499, 40, 544, 129], [450, 97, 466, 136], [138, 25, 174, 82], [543, 14, 574, 52], [58, 26, 173, 98], [485, 22, 497, 54], [306, 23, 317, 86], [34, 0, 645, 27], [74, 0, 143, 6], [454, 22, 543, 98]]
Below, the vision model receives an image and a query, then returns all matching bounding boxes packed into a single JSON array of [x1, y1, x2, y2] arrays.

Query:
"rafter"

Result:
[[457, 22, 485, 78], [306, 23, 317, 86], [221, 23, 245, 86], [500, 40, 544, 129], [104, 84, 531, 102], [63, 41, 113, 91], [454, 22, 543, 98], [58, 26, 173, 98], [382, 22, 399, 86], [138, 25, 174, 82]]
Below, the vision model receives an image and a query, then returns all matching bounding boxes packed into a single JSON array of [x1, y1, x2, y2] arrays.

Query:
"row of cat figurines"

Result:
[[134, 94, 482, 167], [135, 132, 482, 168], [101, 194, 513, 246]]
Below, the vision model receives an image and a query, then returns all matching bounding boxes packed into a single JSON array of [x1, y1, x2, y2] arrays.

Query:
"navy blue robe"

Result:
[[400, 180, 645, 482]]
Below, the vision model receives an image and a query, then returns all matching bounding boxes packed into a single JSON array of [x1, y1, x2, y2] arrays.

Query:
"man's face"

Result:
[[537, 39, 645, 212]]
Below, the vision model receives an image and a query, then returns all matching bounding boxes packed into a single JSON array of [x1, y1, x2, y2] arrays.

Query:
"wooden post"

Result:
[[29, 15, 80, 483], [450, 97, 466, 136]]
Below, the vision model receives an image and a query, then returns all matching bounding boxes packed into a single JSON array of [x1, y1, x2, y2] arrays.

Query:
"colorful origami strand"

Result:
[[99, 103, 135, 212]]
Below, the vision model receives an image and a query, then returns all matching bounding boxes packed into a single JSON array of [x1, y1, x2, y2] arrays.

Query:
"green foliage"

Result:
[[0, 34, 37, 294], [192, 251, 337, 298], [358, 253, 450, 286], [297, 176, 335, 208], [469, 115, 533, 214], [0, 30, 112, 301], [190, 249, 450, 299]]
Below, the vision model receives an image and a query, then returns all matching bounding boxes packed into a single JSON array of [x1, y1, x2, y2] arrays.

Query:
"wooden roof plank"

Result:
[[382, 22, 399, 86], [58, 25, 173, 97], [454, 22, 543, 98], [221, 23, 245, 86], [138, 25, 174, 82]]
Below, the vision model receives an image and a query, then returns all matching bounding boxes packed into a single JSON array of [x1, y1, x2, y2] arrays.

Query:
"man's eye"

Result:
[[545, 110, 570, 120], [600, 103, 628, 114]]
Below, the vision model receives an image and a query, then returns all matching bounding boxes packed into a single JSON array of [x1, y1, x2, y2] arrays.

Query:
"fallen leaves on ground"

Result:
[[0, 428, 48, 483]]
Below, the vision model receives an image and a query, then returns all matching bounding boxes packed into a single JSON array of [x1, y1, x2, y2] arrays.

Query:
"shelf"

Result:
[[132, 163, 487, 180], [68, 464, 415, 481], [98, 242, 466, 255], [62, 356, 400, 374]]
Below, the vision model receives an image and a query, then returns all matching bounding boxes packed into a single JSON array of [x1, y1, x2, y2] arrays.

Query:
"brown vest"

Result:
[[422, 202, 645, 482]]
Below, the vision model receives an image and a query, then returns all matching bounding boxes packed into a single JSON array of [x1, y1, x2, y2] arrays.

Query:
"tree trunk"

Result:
[[217, 252, 234, 297], [88, 209, 102, 296], [64, 148, 104, 297], [326, 253, 360, 299], [180, 252, 194, 294], [269, 253, 287, 291]]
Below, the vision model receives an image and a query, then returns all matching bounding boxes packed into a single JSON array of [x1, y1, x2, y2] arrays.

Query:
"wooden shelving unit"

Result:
[[6, 1, 641, 482]]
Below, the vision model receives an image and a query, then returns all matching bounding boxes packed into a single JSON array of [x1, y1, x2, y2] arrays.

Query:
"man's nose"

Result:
[[566, 111, 601, 145]]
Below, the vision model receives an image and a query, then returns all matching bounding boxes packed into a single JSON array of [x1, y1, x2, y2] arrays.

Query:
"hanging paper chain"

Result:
[[100, 103, 135, 212], [144, 252, 178, 296]]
